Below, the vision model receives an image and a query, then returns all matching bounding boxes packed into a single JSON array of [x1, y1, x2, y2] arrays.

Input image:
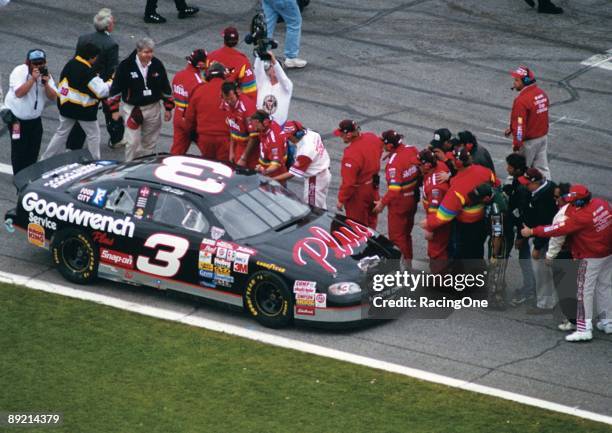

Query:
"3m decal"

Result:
[[27, 223, 45, 248], [154, 156, 232, 194], [136, 233, 189, 277], [23, 192, 135, 237]]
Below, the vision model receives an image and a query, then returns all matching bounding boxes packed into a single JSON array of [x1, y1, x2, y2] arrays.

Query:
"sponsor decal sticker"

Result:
[[199, 262, 214, 271], [92, 231, 114, 246], [91, 188, 107, 207], [77, 187, 94, 203], [99, 248, 134, 269], [199, 250, 213, 264], [293, 280, 317, 294], [211, 226, 225, 240], [315, 293, 327, 308], [256, 261, 286, 273], [22, 192, 135, 237], [199, 270, 214, 279], [214, 273, 234, 287], [295, 306, 315, 316], [200, 280, 217, 288], [43, 163, 106, 189], [27, 223, 45, 247], [216, 247, 228, 259]]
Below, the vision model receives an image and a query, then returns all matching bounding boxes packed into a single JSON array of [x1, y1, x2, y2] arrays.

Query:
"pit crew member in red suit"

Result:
[[184, 62, 230, 161], [221, 81, 259, 168], [250, 109, 287, 178], [170, 48, 206, 155], [335, 119, 383, 229], [372, 130, 419, 266], [504, 65, 550, 179], [522, 185, 611, 342]]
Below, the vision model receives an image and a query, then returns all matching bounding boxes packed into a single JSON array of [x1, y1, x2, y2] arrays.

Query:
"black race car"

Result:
[[5, 151, 401, 327]]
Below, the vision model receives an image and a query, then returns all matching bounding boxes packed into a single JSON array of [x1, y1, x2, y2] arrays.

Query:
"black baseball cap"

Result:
[[381, 130, 403, 146], [430, 128, 452, 148], [333, 119, 358, 136]]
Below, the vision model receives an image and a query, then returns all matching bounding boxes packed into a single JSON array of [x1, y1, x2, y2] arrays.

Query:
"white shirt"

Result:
[[289, 130, 330, 178], [136, 55, 150, 88], [254, 57, 292, 125], [546, 204, 569, 260], [4, 64, 56, 120]]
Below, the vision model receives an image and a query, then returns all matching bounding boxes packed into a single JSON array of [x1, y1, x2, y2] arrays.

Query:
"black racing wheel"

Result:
[[244, 271, 293, 328], [51, 229, 98, 284]]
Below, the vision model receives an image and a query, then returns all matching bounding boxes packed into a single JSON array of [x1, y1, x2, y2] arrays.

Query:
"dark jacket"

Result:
[[522, 180, 558, 250], [108, 50, 173, 111], [503, 177, 530, 233], [471, 143, 496, 174], [56, 56, 109, 121], [76, 30, 119, 81]]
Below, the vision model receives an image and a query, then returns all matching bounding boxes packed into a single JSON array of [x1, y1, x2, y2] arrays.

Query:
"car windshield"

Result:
[[210, 180, 310, 240]]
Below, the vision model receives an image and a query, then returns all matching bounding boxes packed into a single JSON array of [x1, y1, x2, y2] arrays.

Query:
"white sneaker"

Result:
[[558, 320, 576, 332], [284, 58, 307, 69], [596, 321, 612, 334], [565, 330, 593, 342]]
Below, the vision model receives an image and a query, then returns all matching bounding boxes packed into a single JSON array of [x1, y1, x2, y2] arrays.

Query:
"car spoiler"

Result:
[[13, 149, 94, 192]]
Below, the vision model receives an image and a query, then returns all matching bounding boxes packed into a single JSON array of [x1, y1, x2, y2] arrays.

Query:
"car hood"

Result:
[[248, 209, 400, 284]]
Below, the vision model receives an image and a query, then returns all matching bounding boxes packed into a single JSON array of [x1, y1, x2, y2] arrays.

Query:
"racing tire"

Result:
[[51, 229, 98, 284], [244, 271, 293, 328]]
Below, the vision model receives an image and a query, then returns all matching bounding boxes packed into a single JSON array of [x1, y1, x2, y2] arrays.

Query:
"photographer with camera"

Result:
[[3, 49, 56, 175], [254, 51, 292, 127], [262, 0, 306, 68]]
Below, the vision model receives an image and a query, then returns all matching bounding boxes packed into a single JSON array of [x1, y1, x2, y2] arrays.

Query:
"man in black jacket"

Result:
[[503, 153, 536, 306], [457, 130, 495, 174], [518, 167, 558, 313], [108, 37, 174, 161], [40, 43, 110, 160], [68, 8, 122, 150]]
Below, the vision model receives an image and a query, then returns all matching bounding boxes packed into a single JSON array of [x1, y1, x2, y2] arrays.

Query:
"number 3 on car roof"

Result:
[[154, 156, 233, 194]]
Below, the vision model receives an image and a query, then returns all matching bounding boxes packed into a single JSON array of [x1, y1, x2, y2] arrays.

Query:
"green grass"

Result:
[[0, 283, 609, 433]]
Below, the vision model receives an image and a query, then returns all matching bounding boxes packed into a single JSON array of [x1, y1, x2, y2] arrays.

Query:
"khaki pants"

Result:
[[41, 115, 101, 160], [122, 102, 161, 161], [576, 255, 612, 331], [532, 241, 558, 309], [519, 135, 550, 180]]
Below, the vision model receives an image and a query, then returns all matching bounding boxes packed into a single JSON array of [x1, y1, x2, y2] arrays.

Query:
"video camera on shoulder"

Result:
[[244, 12, 278, 61]]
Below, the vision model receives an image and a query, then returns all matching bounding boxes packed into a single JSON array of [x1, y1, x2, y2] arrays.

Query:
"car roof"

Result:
[[84, 154, 264, 205]]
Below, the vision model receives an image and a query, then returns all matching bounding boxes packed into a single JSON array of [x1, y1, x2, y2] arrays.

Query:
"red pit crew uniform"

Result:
[[224, 94, 259, 168], [184, 78, 230, 161], [532, 198, 612, 332], [338, 132, 383, 229], [422, 161, 452, 264], [259, 120, 288, 178], [170, 64, 203, 155], [427, 164, 496, 259], [381, 144, 419, 261], [288, 130, 331, 209], [510, 84, 550, 178], [207, 46, 257, 100]]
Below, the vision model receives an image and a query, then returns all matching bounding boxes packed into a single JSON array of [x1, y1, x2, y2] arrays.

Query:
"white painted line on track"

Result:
[[581, 49, 612, 71], [0, 163, 13, 175], [1, 269, 611, 426]]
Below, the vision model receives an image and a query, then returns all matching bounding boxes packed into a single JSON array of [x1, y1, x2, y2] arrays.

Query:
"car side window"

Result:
[[152, 192, 209, 233], [104, 186, 138, 214]]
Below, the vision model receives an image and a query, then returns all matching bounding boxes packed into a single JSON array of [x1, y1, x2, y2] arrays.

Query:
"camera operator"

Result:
[[3, 49, 56, 175], [262, 0, 307, 68], [254, 51, 292, 126]]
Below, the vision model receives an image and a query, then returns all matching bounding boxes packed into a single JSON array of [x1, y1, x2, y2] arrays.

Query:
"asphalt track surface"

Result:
[[1, 0, 611, 419]]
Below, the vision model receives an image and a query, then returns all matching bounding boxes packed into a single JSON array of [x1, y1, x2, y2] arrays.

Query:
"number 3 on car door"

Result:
[[136, 233, 190, 277]]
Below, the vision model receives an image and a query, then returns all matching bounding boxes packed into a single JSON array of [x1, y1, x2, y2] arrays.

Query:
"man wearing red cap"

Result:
[[372, 130, 419, 266], [421, 148, 496, 261], [170, 48, 206, 155], [183, 62, 230, 161], [522, 185, 612, 341], [335, 120, 383, 229], [418, 149, 452, 272], [207, 27, 257, 100], [273, 121, 331, 209], [221, 81, 259, 169], [505, 65, 551, 179], [251, 110, 287, 178]]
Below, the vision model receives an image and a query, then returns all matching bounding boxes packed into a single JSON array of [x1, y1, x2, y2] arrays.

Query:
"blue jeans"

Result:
[[263, 0, 302, 59]]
